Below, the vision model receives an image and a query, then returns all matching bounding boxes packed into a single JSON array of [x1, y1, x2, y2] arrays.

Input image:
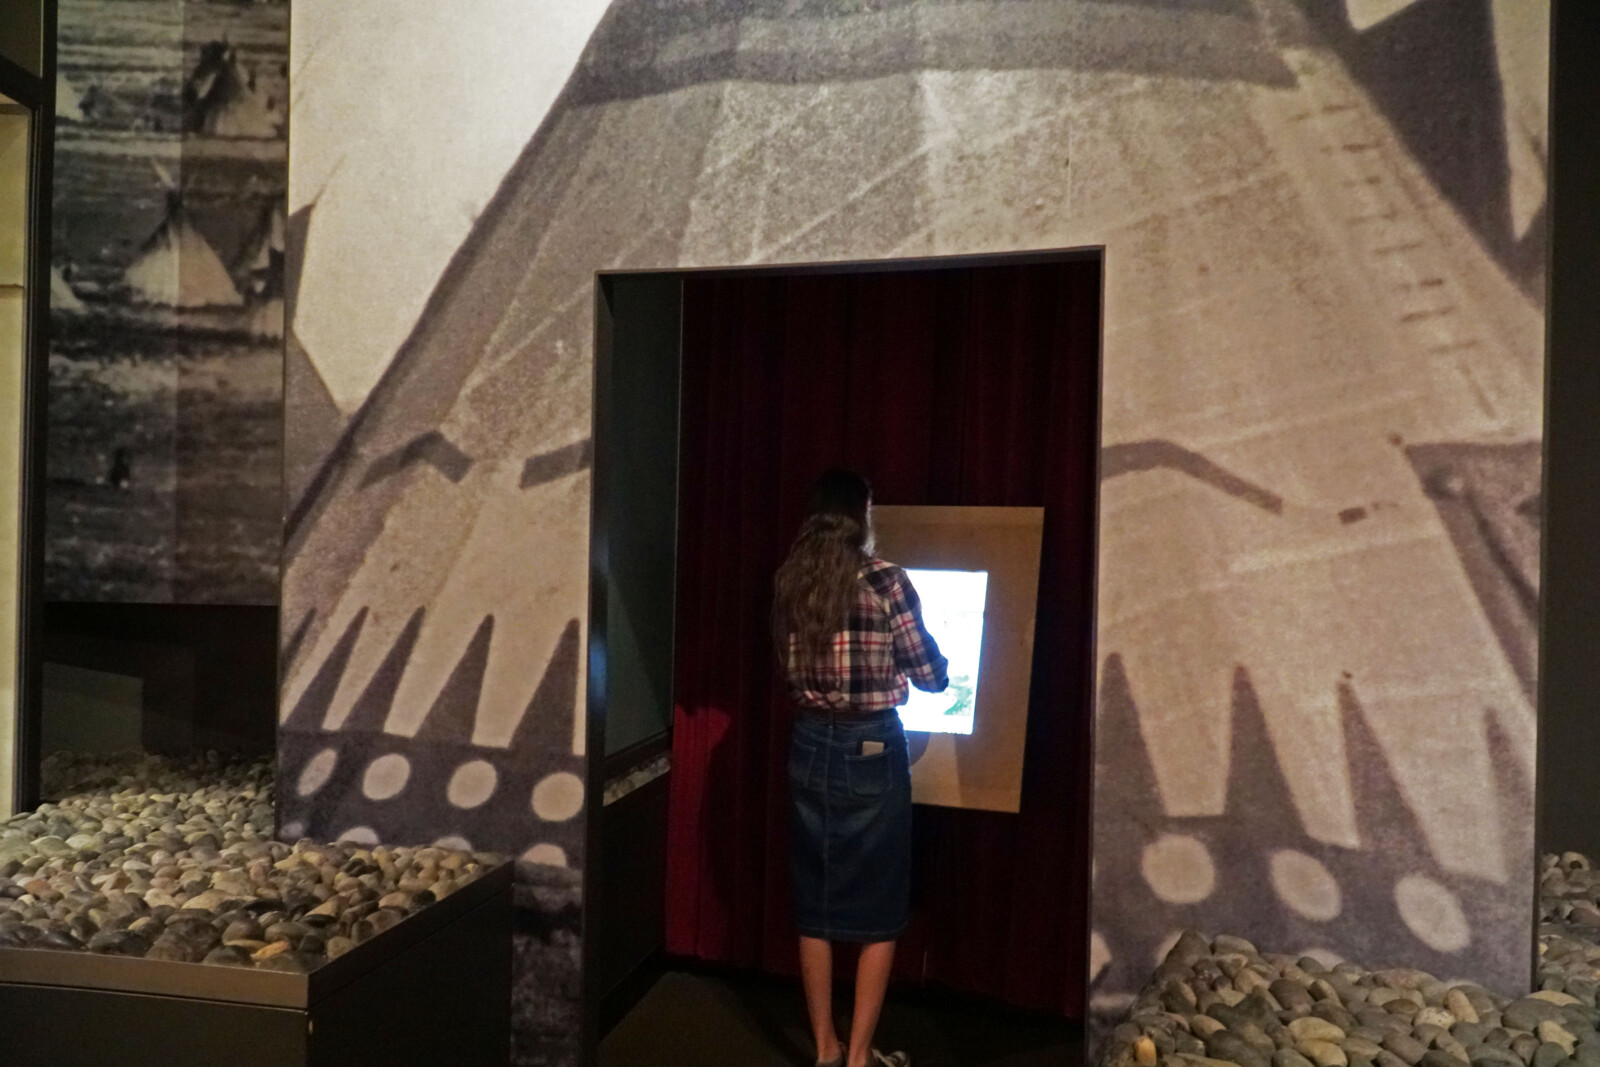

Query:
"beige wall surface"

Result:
[[278, 0, 1551, 1051], [0, 108, 24, 285], [0, 107, 29, 819]]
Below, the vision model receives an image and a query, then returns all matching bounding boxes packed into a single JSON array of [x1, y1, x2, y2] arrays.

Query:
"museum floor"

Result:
[[600, 966, 1082, 1067]]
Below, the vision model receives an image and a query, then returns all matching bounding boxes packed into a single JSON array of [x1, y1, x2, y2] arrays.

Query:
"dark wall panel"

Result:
[[595, 274, 680, 761], [1536, 0, 1600, 860], [42, 602, 278, 758]]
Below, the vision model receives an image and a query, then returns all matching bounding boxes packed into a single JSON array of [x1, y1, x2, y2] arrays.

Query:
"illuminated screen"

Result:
[[899, 568, 988, 735]]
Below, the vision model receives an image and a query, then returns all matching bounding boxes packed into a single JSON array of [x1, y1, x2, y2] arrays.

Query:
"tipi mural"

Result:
[[183, 41, 279, 140], [124, 167, 243, 309]]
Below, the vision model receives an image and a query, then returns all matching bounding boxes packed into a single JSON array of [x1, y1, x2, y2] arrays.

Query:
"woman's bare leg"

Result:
[[847, 940, 896, 1067], [799, 936, 842, 1063]]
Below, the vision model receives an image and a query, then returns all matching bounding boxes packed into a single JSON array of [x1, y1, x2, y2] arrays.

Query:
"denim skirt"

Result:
[[788, 708, 912, 943]]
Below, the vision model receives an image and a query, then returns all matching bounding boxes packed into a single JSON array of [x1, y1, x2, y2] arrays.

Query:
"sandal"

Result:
[[871, 1052, 910, 1067]]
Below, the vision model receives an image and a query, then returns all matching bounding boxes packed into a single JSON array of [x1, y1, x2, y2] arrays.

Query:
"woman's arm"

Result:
[[888, 569, 949, 693]]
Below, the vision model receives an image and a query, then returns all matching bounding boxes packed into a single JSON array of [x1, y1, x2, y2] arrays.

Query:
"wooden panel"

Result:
[[869, 505, 1046, 813]]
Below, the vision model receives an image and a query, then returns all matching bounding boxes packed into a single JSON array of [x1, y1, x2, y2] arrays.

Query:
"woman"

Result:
[[773, 470, 949, 1067]]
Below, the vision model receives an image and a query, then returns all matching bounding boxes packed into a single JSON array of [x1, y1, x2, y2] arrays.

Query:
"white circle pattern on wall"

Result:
[[362, 753, 411, 800], [434, 835, 472, 851], [1395, 873, 1471, 953], [280, 821, 305, 841], [1269, 849, 1342, 922], [337, 826, 379, 845], [296, 748, 338, 797], [447, 759, 498, 809], [1140, 834, 1215, 904], [522, 843, 568, 867], [531, 771, 585, 822]]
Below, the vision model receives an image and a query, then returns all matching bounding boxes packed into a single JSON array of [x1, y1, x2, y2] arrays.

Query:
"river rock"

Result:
[[1297, 1040, 1349, 1067], [1209, 1030, 1272, 1067], [1538, 1023, 1578, 1055], [1380, 1033, 1430, 1064], [1531, 1044, 1568, 1067], [0, 753, 499, 974], [1291, 1019, 1347, 1044], [1505, 1035, 1539, 1064], [1507, 1002, 1569, 1034], [1532, 994, 1582, 1008], [1347, 1039, 1386, 1060], [1466, 1046, 1523, 1067]]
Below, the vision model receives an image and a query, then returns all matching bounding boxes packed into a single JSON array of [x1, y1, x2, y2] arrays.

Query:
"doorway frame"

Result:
[[0, 1, 57, 817], [583, 245, 1106, 1067]]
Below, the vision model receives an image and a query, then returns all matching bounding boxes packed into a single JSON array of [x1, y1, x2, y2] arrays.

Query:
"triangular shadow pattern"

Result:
[[342, 607, 426, 734], [414, 615, 494, 745], [277, 611, 589, 866], [281, 608, 366, 730], [1091, 661, 1532, 1014]]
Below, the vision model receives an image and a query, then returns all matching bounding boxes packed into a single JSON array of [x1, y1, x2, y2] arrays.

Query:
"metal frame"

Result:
[[0, 0, 55, 817]]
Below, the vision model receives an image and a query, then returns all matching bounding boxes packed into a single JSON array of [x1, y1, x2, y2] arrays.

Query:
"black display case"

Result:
[[0, 861, 513, 1067]]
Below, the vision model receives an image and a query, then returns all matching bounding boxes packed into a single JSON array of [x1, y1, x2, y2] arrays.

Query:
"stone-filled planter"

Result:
[[0, 753, 513, 1066]]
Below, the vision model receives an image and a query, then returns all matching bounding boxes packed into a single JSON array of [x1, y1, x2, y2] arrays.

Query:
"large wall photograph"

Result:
[[1089, 0, 1547, 1033], [276, 1, 1550, 1062], [47, 0, 286, 603]]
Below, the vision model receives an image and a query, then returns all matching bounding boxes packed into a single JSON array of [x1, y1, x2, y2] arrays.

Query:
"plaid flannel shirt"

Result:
[[785, 558, 949, 712]]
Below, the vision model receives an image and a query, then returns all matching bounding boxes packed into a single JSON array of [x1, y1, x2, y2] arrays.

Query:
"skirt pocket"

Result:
[[844, 749, 891, 798]]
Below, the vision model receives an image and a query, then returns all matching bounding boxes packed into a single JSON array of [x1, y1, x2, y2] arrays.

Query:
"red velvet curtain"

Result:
[[666, 259, 1100, 1018]]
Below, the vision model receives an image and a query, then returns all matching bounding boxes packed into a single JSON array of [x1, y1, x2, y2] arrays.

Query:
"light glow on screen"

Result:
[[899, 568, 988, 735]]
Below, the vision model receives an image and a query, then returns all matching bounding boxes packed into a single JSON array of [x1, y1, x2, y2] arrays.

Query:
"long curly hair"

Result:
[[773, 470, 875, 670]]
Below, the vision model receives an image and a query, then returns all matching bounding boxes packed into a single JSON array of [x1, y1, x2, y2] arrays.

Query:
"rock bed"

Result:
[[1103, 853, 1600, 1067], [0, 752, 500, 972], [1541, 854, 1600, 930]]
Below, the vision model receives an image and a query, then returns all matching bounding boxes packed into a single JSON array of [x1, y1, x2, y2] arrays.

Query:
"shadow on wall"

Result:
[[1089, 654, 1533, 1017], [1297, 0, 1548, 289]]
